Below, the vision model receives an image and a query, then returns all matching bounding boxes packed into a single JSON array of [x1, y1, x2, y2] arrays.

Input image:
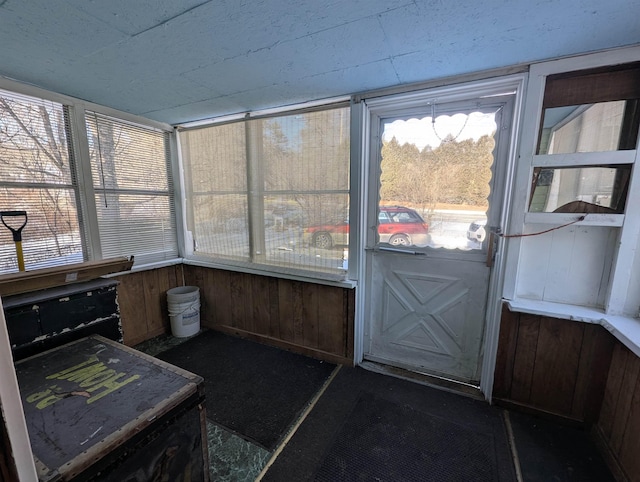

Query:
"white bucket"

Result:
[[167, 286, 201, 338]]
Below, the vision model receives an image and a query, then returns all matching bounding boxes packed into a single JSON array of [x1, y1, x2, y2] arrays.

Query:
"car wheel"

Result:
[[389, 234, 410, 246], [313, 232, 333, 249]]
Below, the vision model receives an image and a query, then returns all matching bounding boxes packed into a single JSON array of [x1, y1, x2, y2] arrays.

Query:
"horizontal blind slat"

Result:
[[86, 112, 177, 266], [180, 105, 350, 277]]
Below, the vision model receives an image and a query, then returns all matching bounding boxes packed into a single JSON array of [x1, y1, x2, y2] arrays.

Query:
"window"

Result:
[[537, 62, 640, 154], [179, 104, 350, 278], [529, 165, 630, 213], [529, 68, 639, 219], [508, 54, 640, 316], [85, 112, 177, 266], [538, 101, 638, 155], [0, 86, 177, 275], [380, 111, 499, 251], [529, 64, 640, 222], [0, 90, 83, 273]]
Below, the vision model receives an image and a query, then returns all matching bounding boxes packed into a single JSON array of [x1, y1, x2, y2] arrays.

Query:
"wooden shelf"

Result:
[[0, 257, 134, 297]]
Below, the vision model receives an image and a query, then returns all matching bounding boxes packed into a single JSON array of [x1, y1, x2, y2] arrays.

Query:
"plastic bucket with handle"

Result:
[[167, 286, 201, 337]]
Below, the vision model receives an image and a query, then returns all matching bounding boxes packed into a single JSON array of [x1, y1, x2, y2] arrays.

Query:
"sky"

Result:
[[383, 112, 497, 150]]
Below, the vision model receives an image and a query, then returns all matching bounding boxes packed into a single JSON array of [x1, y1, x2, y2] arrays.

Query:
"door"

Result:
[[363, 92, 514, 384]]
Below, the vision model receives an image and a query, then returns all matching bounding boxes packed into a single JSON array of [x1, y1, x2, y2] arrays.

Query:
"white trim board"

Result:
[[0, 298, 38, 481]]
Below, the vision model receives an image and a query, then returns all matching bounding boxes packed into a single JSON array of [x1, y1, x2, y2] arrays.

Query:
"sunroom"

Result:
[[0, 1, 639, 480]]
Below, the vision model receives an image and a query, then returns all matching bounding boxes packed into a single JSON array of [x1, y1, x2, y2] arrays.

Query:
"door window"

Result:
[[380, 111, 498, 250]]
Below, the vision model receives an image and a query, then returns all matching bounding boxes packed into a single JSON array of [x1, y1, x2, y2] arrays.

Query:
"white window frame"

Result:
[[503, 45, 640, 357], [176, 98, 357, 287], [0, 76, 179, 273], [0, 298, 37, 480]]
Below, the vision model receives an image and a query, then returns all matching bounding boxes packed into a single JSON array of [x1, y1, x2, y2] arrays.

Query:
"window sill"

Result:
[[505, 298, 640, 358], [182, 257, 357, 289], [523, 212, 624, 227], [103, 258, 183, 278]]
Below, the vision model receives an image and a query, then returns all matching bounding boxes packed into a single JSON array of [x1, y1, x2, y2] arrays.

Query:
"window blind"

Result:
[[179, 105, 350, 278], [0, 90, 83, 273], [85, 112, 177, 266]]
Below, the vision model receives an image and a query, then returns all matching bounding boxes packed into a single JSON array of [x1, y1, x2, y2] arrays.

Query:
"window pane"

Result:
[[182, 122, 247, 193], [262, 109, 350, 273], [537, 101, 633, 155], [274, 193, 349, 272], [86, 112, 177, 265], [192, 194, 249, 260], [180, 105, 350, 277], [0, 98, 73, 184], [380, 111, 497, 251], [263, 110, 350, 192], [87, 113, 170, 191], [0, 91, 83, 273], [529, 165, 630, 213], [0, 188, 83, 272], [95, 192, 177, 265], [181, 122, 249, 261]]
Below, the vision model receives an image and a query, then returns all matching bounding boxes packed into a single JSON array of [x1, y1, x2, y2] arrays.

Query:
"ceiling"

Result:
[[0, 0, 637, 126]]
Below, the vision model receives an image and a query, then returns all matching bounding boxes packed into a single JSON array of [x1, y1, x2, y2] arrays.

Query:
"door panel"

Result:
[[364, 94, 513, 384], [370, 252, 489, 382]]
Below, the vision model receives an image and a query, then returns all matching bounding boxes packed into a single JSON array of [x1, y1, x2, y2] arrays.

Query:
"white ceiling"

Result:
[[0, 0, 637, 125]]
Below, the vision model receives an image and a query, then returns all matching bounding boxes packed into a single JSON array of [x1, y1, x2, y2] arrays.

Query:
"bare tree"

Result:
[[380, 132, 496, 219], [0, 97, 79, 259]]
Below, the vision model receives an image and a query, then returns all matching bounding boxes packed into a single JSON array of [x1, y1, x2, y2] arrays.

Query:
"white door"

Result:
[[363, 92, 515, 384]]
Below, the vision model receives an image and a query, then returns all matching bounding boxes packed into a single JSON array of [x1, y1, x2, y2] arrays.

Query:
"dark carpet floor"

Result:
[[509, 410, 614, 482], [150, 332, 615, 481], [155, 330, 335, 451], [315, 392, 503, 481], [264, 366, 517, 482]]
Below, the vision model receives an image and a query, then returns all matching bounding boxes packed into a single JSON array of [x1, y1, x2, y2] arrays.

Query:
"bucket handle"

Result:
[[168, 300, 200, 316]]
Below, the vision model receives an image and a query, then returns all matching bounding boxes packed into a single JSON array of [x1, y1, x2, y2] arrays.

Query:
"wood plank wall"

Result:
[[112, 267, 640, 478], [594, 341, 640, 482], [114, 264, 184, 347], [494, 304, 615, 424], [183, 265, 355, 365]]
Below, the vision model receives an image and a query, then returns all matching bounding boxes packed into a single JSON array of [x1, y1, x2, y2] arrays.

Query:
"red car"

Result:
[[303, 206, 429, 248]]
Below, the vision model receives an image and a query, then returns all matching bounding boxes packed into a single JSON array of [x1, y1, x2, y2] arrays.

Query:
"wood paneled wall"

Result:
[[110, 267, 640, 479], [183, 265, 355, 365], [114, 264, 184, 346], [594, 341, 640, 482], [494, 304, 615, 424]]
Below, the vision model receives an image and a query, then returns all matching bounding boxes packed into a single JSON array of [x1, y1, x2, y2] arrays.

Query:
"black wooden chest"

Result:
[[3, 279, 122, 361], [15, 335, 209, 481]]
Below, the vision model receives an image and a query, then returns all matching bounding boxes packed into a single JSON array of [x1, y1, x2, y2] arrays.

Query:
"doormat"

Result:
[[156, 330, 335, 451], [314, 392, 500, 482]]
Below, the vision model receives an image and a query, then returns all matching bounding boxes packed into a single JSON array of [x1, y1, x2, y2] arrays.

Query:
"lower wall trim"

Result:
[[591, 424, 629, 482], [210, 324, 354, 366], [492, 398, 585, 429], [494, 397, 633, 480]]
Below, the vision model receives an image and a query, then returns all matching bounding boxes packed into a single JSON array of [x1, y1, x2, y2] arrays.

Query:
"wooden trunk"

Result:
[[14, 335, 209, 482], [3, 279, 121, 361]]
